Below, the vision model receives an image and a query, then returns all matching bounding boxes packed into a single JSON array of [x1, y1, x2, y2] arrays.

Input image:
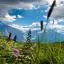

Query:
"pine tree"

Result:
[[13, 35, 17, 42]]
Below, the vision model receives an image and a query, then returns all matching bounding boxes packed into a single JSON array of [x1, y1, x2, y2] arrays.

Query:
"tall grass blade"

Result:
[[47, 0, 56, 20]]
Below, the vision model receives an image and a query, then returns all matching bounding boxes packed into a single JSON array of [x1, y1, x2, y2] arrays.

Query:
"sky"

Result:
[[0, 0, 64, 32], [8, 5, 47, 25]]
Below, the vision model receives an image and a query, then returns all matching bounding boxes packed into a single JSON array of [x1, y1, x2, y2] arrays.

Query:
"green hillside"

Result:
[[0, 36, 64, 64]]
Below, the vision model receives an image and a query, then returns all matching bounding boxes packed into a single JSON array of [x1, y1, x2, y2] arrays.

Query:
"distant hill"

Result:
[[33, 29, 64, 43], [0, 21, 64, 43], [0, 22, 25, 42]]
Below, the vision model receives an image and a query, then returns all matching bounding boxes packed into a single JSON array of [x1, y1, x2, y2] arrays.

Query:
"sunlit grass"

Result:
[[0, 36, 64, 64]]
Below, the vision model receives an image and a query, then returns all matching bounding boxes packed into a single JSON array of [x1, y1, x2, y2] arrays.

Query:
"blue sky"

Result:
[[0, 0, 64, 42], [0, 0, 64, 32], [8, 5, 47, 25], [0, 0, 64, 24]]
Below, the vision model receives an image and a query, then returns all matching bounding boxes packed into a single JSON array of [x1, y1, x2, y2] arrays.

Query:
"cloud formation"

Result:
[[51, 5, 64, 19], [8, 19, 64, 35], [1, 13, 16, 22], [0, 0, 47, 22], [8, 22, 41, 32], [47, 0, 64, 5], [47, 0, 64, 19], [0, 0, 64, 22]]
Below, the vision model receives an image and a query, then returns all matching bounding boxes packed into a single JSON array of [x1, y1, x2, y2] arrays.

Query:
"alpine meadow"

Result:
[[0, 0, 64, 64]]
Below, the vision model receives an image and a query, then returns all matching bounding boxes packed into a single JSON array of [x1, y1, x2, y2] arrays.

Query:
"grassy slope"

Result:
[[0, 37, 64, 64]]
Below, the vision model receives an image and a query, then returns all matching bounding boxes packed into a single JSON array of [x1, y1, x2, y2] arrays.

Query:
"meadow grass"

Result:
[[0, 37, 64, 64]]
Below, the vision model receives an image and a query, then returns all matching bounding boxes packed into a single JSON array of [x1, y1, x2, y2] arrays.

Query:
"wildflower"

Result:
[[0, 45, 5, 49], [25, 56, 31, 60], [12, 48, 20, 57]]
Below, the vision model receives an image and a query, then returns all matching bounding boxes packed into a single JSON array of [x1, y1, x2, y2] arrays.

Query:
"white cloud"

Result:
[[5, 18, 64, 36], [47, 0, 64, 5], [17, 15, 23, 18], [45, 20, 64, 34], [0, 0, 64, 22], [13, 3, 34, 10], [46, 0, 64, 19], [0, 3, 34, 22], [43, 15, 47, 19], [1, 13, 16, 22], [7, 21, 48, 33], [1, 0, 64, 22], [30, 20, 64, 34], [8, 22, 41, 32], [29, 22, 40, 27], [8, 24, 30, 32], [0, 0, 47, 22], [51, 6, 64, 19]]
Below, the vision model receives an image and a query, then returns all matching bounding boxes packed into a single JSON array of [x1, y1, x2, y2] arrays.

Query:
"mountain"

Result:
[[0, 21, 64, 43], [0, 21, 7, 35], [32, 29, 64, 43], [0, 22, 25, 42], [5, 25, 25, 42]]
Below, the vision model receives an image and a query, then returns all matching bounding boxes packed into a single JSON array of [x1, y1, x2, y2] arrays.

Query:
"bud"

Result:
[[40, 20, 43, 31], [13, 35, 17, 42]]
